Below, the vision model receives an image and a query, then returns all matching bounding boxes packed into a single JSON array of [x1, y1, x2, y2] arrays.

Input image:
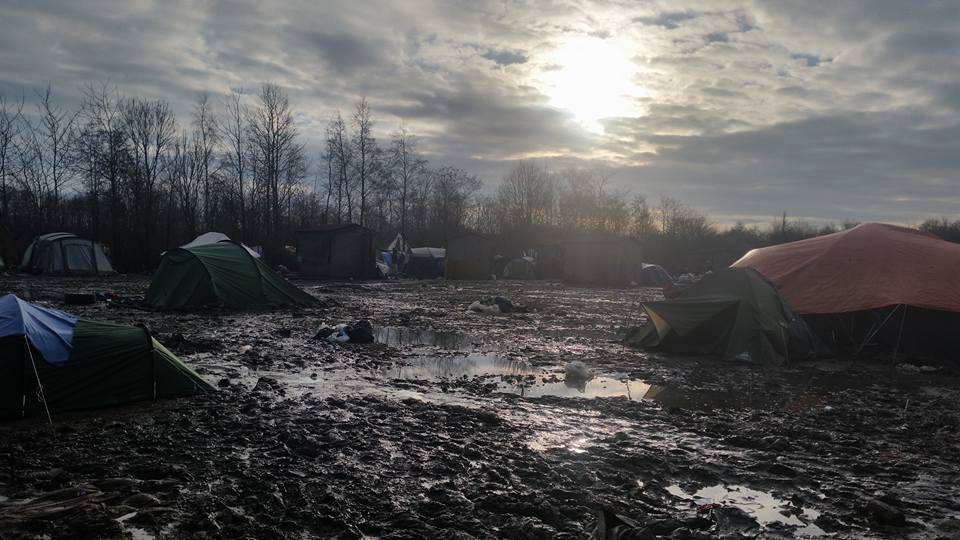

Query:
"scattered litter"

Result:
[[467, 296, 531, 314], [564, 360, 593, 381], [314, 320, 375, 344]]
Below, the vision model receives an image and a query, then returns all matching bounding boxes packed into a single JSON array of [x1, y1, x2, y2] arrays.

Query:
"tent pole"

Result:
[[855, 304, 900, 358], [892, 304, 907, 363], [24, 337, 54, 430]]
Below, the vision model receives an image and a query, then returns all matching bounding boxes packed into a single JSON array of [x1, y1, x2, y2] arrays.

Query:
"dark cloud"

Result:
[[705, 32, 729, 44], [633, 11, 695, 30], [0, 0, 957, 224], [791, 53, 823, 67], [481, 49, 528, 66], [302, 31, 389, 75]]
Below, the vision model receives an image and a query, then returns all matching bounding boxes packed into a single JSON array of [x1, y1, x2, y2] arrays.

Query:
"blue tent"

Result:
[[0, 294, 213, 418], [0, 294, 77, 365]]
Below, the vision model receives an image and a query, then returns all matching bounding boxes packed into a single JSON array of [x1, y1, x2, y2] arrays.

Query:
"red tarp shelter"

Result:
[[732, 223, 960, 315]]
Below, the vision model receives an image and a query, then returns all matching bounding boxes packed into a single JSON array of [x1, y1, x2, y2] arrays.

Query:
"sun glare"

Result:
[[541, 36, 641, 131]]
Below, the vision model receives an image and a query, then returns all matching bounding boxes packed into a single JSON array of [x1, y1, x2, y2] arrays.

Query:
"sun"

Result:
[[541, 36, 641, 131]]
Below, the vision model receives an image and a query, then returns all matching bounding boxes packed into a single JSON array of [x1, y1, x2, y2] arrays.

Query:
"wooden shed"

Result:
[[445, 232, 495, 280], [296, 224, 378, 279], [562, 238, 643, 286]]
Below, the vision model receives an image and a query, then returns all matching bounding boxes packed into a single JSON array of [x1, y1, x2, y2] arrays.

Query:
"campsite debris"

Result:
[[864, 498, 906, 527], [468, 300, 501, 314], [313, 320, 374, 343], [64, 292, 97, 305], [564, 360, 593, 381], [467, 296, 531, 314]]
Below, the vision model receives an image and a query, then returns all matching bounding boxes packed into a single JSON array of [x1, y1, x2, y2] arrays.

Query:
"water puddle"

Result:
[[382, 352, 534, 379], [499, 376, 651, 401], [667, 483, 825, 536], [374, 326, 486, 350], [383, 353, 650, 401]]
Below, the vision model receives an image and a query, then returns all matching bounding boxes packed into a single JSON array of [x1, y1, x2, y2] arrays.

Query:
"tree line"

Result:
[[0, 82, 484, 270], [1, 82, 956, 273]]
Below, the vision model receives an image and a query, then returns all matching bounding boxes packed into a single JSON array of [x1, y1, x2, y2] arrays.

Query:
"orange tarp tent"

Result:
[[732, 223, 960, 315]]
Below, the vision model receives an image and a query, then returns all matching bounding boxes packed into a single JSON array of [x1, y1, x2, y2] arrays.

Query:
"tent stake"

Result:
[[24, 337, 54, 430]]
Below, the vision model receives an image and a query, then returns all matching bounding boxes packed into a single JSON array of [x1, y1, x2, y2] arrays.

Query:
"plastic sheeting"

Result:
[[733, 223, 960, 315], [0, 294, 77, 365]]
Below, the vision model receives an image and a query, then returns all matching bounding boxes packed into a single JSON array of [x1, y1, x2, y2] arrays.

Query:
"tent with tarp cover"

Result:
[[624, 268, 819, 364], [0, 294, 213, 418], [146, 240, 317, 309]]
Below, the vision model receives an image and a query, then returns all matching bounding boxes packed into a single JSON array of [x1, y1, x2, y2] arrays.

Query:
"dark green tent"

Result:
[[145, 241, 317, 309], [625, 268, 816, 363], [0, 294, 213, 418]]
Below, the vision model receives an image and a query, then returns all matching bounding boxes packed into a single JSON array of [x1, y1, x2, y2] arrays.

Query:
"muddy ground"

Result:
[[1, 276, 959, 539]]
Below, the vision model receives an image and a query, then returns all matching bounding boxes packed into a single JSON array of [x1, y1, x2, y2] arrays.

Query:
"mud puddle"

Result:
[[668, 483, 826, 537], [374, 325, 488, 350]]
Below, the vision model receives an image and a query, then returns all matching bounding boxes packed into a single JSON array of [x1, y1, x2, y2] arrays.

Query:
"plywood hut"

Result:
[[562, 238, 643, 286], [446, 232, 495, 280], [296, 224, 378, 279]]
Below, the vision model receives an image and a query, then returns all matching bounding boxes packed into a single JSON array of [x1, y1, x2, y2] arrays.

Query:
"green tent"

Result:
[[624, 268, 816, 364], [0, 294, 213, 418], [145, 240, 317, 309]]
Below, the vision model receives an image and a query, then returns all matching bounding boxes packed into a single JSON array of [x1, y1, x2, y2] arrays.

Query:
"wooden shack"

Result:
[[445, 232, 495, 280], [296, 224, 378, 279], [562, 238, 643, 286]]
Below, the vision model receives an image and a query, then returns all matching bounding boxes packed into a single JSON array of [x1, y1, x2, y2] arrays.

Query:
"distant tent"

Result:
[[0, 294, 213, 418], [145, 241, 317, 309], [387, 233, 409, 253], [20, 232, 115, 275], [181, 232, 260, 258], [503, 256, 536, 279], [625, 268, 817, 364], [405, 247, 445, 279], [640, 263, 673, 286]]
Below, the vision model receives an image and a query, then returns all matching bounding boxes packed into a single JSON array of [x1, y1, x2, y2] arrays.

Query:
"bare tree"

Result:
[[326, 112, 351, 223], [0, 94, 24, 240], [248, 84, 302, 245], [351, 98, 376, 227], [497, 161, 556, 230], [389, 124, 425, 240], [430, 166, 480, 244], [28, 85, 77, 227], [122, 97, 176, 268], [77, 81, 127, 245], [220, 89, 249, 236], [192, 93, 219, 230]]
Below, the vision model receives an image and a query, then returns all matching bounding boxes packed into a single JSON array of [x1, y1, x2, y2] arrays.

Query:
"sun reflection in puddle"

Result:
[[667, 483, 824, 536]]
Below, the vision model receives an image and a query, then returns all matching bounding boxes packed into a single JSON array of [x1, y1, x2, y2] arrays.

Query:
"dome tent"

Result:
[[146, 241, 317, 309], [0, 294, 213, 418], [21, 232, 115, 275], [182, 231, 261, 258], [640, 263, 673, 286], [625, 268, 817, 364]]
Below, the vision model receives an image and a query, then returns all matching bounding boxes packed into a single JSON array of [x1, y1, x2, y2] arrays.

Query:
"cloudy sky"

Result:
[[2, 0, 959, 225]]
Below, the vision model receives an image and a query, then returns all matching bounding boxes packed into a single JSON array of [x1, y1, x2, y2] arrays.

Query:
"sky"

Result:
[[1, 0, 959, 226]]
